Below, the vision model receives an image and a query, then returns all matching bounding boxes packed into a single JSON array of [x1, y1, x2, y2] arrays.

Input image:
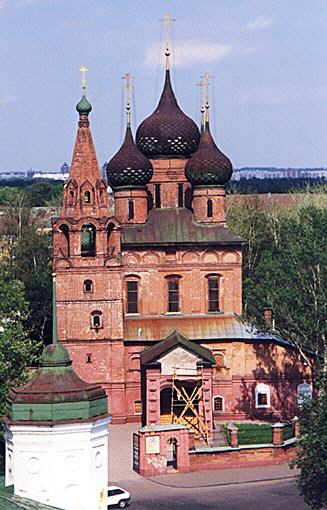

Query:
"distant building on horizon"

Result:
[[232, 167, 327, 181]]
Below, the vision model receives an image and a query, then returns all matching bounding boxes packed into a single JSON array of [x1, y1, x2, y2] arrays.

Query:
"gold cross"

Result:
[[160, 14, 176, 69], [80, 65, 89, 92], [122, 73, 134, 125], [201, 72, 214, 106]]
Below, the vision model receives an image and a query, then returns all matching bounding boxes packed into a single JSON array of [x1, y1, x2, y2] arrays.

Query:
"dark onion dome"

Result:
[[106, 125, 153, 189], [76, 94, 92, 115], [185, 121, 233, 186], [136, 70, 200, 158]]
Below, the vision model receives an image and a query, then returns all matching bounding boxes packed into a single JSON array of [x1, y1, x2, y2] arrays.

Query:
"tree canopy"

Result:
[[228, 197, 327, 368], [0, 270, 41, 414]]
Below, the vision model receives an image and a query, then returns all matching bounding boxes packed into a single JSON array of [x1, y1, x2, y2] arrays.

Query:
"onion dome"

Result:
[[76, 94, 92, 115], [106, 125, 153, 189], [185, 121, 233, 186], [7, 343, 108, 422], [136, 70, 200, 158]]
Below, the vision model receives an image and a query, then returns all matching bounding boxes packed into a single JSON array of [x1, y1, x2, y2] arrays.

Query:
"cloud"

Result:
[[245, 16, 273, 31], [238, 86, 327, 105], [145, 40, 254, 68], [0, 0, 8, 7]]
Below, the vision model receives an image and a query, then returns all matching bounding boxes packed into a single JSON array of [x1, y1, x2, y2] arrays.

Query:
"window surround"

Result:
[[255, 383, 270, 408], [81, 224, 96, 257], [83, 279, 93, 293], [205, 273, 221, 313], [125, 275, 140, 315], [90, 310, 103, 330], [213, 395, 224, 413], [165, 274, 182, 313]]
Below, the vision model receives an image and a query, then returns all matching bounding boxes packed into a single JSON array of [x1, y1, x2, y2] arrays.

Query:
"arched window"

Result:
[[83, 280, 93, 293], [69, 190, 75, 206], [166, 275, 181, 313], [213, 395, 224, 412], [84, 190, 91, 204], [255, 383, 270, 408], [207, 199, 213, 218], [126, 279, 139, 314], [207, 274, 220, 312], [59, 224, 70, 257], [128, 200, 135, 220], [90, 310, 103, 329], [81, 224, 96, 257]]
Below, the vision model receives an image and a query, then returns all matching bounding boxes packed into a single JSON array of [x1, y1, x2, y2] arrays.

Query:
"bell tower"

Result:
[[52, 68, 126, 423]]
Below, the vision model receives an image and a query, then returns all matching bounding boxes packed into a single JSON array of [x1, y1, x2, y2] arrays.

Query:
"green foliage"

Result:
[[0, 192, 52, 343], [228, 200, 327, 365], [235, 423, 273, 444], [292, 375, 327, 509], [226, 178, 326, 194], [0, 270, 41, 415], [10, 230, 52, 343]]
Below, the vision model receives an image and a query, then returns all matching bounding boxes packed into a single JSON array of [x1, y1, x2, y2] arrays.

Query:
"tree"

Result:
[[0, 190, 52, 344], [0, 269, 41, 414], [292, 374, 327, 509], [227, 199, 327, 370]]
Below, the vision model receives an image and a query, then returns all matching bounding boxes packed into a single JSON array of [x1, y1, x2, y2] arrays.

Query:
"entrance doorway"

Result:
[[167, 438, 177, 469]]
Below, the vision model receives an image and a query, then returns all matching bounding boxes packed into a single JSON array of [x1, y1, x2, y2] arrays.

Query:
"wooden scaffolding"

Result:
[[170, 368, 210, 443]]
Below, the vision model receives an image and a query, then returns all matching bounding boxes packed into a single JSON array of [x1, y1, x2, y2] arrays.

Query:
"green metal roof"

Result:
[[7, 344, 108, 423], [122, 208, 243, 247]]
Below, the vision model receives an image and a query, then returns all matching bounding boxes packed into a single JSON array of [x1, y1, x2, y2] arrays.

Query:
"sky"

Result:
[[0, 0, 326, 171]]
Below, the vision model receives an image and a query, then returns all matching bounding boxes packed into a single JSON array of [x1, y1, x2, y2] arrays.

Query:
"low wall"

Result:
[[189, 440, 297, 471]]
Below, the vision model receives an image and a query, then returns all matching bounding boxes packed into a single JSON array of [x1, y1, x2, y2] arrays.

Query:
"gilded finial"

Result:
[[76, 65, 92, 116], [201, 72, 213, 124], [80, 65, 89, 94], [160, 14, 176, 70], [122, 73, 134, 127]]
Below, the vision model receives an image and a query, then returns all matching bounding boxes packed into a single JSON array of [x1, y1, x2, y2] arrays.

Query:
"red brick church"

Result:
[[52, 59, 311, 439]]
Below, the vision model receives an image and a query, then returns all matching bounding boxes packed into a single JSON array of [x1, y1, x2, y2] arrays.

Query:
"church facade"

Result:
[[52, 64, 311, 437]]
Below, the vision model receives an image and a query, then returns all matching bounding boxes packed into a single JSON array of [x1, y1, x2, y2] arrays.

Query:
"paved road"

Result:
[[123, 478, 309, 510]]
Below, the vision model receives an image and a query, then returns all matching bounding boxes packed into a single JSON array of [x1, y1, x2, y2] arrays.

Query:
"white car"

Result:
[[107, 485, 131, 508]]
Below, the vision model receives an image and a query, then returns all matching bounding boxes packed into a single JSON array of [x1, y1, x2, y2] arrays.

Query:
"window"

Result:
[[134, 401, 142, 415], [207, 276, 219, 312], [84, 191, 91, 204], [178, 183, 184, 207], [91, 311, 103, 329], [86, 353, 92, 363], [255, 383, 270, 408], [127, 280, 138, 314], [213, 396, 224, 412], [59, 224, 70, 257], [167, 276, 180, 313], [207, 199, 213, 218], [83, 280, 93, 293], [69, 190, 74, 206], [128, 200, 134, 220], [155, 184, 161, 208], [81, 224, 96, 257]]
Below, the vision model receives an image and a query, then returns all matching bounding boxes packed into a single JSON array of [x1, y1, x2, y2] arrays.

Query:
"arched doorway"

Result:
[[160, 387, 172, 423], [167, 438, 177, 469]]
